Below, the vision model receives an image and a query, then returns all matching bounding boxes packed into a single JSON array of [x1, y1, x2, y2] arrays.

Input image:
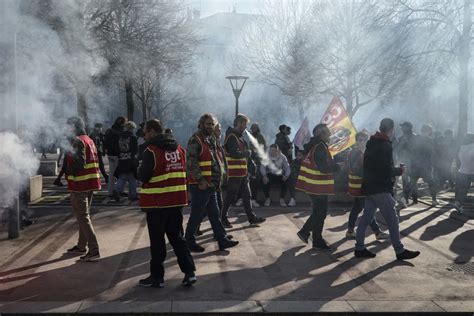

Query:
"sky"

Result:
[[192, 0, 260, 17]]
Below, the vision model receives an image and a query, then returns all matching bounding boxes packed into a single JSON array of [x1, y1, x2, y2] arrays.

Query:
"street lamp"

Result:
[[226, 76, 249, 118]]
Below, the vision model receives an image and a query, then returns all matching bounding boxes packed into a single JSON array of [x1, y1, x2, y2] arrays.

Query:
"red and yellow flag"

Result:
[[320, 97, 357, 155]]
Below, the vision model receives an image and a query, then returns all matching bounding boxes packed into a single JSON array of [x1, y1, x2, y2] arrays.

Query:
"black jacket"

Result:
[[303, 137, 339, 174], [275, 132, 292, 161], [89, 130, 105, 156], [138, 134, 179, 183], [224, 127, 256, 176], [115, 131, 138, 177], [104, 125, 122, 156], [361, 132, 402, 195]]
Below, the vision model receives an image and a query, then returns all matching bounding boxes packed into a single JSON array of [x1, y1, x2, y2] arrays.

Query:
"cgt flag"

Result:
[[320, 97, 357, 155]]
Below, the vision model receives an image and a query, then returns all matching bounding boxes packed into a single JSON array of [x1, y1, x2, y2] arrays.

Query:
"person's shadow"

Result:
[[449, 229, 474, 264]]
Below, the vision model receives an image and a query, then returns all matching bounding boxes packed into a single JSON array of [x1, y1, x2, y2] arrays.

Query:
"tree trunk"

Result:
[[458, 0, 472, 142], [76, 92, 88, 128], [125, 80, 134, 121], [141, 89, 148, 122]]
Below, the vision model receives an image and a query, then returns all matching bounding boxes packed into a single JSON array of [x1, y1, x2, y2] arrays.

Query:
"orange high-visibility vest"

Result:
[[139, 145, 188, 209], [347, 149, 364, 197], [187, 133, 224, 185], [295, 143, 335, 195], [66, 135, 101, 192], [224, 133, 247, 178]]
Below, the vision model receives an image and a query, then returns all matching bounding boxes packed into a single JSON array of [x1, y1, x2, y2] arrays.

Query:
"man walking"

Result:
[[354, 118, 420, 260], [138, 119, 196, 288], [104, 116, 127, 197], [185, 113, 239, 253], [65, 117, 101, 262], [296, 124, 339, 250], [221, 114, 266, 228], [88, 123, 108, 183]]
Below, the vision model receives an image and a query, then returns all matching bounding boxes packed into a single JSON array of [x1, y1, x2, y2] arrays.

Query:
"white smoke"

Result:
[[0, 132, 39, 208], [243, 129, 281, 174]]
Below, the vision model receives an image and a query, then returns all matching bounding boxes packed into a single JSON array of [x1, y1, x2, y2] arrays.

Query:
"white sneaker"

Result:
[[431, 198, 439, 206], [264, 198, 271, 207], [454, 201, 464, 213], [280, 198, 287, 207], [235, 198, 243, 207], [251, 199, 260, 208], [288, 198, 296, 207]]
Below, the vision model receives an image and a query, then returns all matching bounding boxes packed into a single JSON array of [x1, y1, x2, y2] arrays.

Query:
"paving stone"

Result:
[[172, 301, 262, 313], [78, 300, 171, 313], [434, 300, 474, 312], [0, 301, 82, 313], [261, 300, 354, 313], [348, 300, 444, 312]]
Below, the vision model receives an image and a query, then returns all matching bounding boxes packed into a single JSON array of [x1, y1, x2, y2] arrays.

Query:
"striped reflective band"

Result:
[[348, 175, 362, 180], [297, 175, 334, 185], [198, 161, 212, 167], [349, 183, 362, 188], [300, 166, 327, 176], [228, 165, 246, 169], [201, 171, 212, 176], [227, 157, 246, 162], [84, 162, 99, 169], [149, 172, 186, 183], [140, 185, 187, 194], [67, 173, 100, 182]]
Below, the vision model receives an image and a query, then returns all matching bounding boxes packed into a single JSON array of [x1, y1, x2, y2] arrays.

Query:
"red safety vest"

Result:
[[66, 135, 101, 192], [139, 145, 188, 209], [295, 143, 335, 195], [224, 133, 247, 178], [347, 149, 364, 197]]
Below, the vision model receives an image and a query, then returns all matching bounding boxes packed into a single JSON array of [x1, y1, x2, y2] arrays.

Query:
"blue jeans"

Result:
[[185, 185, 226, 244], [348, 197, 381, 234], [115, 173, 137, 199], [355, 193, 405, 254]]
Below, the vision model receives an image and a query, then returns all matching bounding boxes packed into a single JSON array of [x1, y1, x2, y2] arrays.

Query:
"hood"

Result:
[[147, 133, 179, 151]]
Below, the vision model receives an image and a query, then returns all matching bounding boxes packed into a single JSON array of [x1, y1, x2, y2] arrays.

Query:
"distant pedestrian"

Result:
[[453, 133, 474, 213], [89, 123, 109, 183], [114, 121, 138, 202], [296, 124, 339, 250], [64, 117, 101, 262], [287, 150, 305, 207], [354, 118, 420, 260], [260, 144, 291, 207], [138, 119, 196, 288], [275, 124, 293, 162], [104, 116, 127, 197], [394, 121, 416, 205]]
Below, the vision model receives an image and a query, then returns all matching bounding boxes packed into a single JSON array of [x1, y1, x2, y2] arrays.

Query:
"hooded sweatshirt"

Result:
[[361, 132, 402, 195], [137, 134, 179, 183]]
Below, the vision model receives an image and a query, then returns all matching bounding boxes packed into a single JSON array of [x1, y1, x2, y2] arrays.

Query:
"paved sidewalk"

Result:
[[0, 190, 473, 313]]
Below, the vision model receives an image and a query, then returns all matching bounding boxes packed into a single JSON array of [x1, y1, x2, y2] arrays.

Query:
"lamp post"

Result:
[[226, 76, 248, 118]]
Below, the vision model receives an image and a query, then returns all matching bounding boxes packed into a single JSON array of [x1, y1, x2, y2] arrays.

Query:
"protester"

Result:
[[354, 118, 420, 260], [287, 150, 304, 207], [89, 123, 109, 183], [104, 116, 127, 197], [453, 133, 474, 213], [395, 121, 416, 205], [114, 121, 138, 202], [184, 113, 238, 253], [345, 131, 388, 240], [248, 122, 267, 207], [275, 124, 293, 162], [433, 129, 456, 189], [296, 124, 339, 250], [64, 116, 101, 262], [138, 119, 196, 288], [410, 124, 438, 206], [260, 144, 291, 207], [221, 114, 266, 228]]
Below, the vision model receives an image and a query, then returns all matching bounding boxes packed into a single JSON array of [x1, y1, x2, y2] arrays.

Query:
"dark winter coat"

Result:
[[224, 127, 256, 176], [138, 134, 179, 183], [303, 136, 339, 174], [114, 131, 138, 177], [361, 132, 403, 195], [89, 130, 105, 156], [275, 132, 292, 161], [104, 125, 123, 156]]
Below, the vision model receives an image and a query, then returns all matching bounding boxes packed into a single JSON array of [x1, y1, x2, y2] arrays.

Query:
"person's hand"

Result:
[[282, 175, 289, 182], [263, 176, 269, 185], [198, 181, 209, 190]]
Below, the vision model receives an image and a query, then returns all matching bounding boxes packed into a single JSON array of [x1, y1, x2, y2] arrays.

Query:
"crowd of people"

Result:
[[59, 113, 473, 289]]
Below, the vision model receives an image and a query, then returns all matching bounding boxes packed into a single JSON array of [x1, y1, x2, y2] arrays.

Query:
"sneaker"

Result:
[[182, 272, 197, 287], [53, 178, 63, 187], [412, 196, 418, 204], [453, 201, 464, 213], [79, 251, 100, 262], [313, 239, 331, 250], [280, 198, 287, 207], [221, 218, 233, 228], [288, 198, 296, 207], [264, 198, 271, 207], [354, 248, 376, 258], [398, 199, 407, 209], [396, 249, 420, 260], [67, 245, 87, 254], [431, 198, 439, 206], [139, 275, 164, 288], [187, 242, 205, 253], [297, 231, 309, 244], [235, 198, 243, 207], [375, 231, 389, 240], [218, 237, 239, 250], [345, 231, 356, 239], [113, 191, 121, 202], [195, 229, 204, 236], [251, 199, 260, 208], [249, 216, 266, 225]]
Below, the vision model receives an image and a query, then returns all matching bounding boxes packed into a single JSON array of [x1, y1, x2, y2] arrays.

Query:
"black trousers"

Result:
[[300, 195, 328, 245], [262, 174, 287, 198], [97, 153, 108, 180], [221, 177, 257, 222], [145, 207, 195, 280]]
